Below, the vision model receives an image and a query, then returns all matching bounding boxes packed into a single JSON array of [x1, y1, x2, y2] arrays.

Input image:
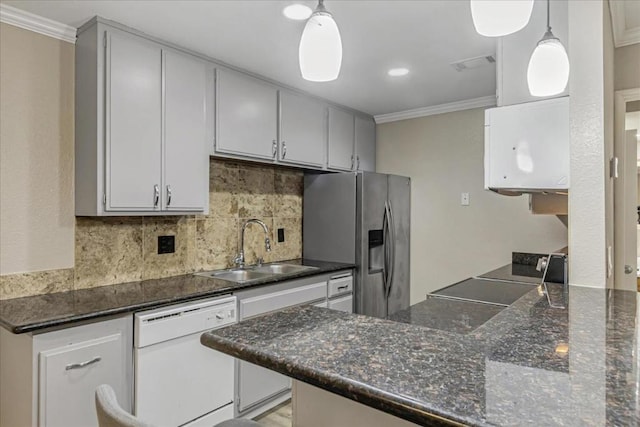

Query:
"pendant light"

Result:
[[527, 0, 569, 97], [299, 0, 342, 82], [470, 0, 534, 37]]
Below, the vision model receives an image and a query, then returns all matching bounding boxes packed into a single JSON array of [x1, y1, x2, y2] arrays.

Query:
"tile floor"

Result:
[[254, 401, 292, 427]]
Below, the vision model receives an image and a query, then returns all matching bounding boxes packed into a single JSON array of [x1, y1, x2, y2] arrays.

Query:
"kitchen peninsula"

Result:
[[201, 283, 639, 426]]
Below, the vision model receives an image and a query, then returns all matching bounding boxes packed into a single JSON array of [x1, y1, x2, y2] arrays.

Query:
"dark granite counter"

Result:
[[0, 259, 354, 334], [478, 264, 542, 284], [389, 297, 505, 334], [202, 285, 639, 426]]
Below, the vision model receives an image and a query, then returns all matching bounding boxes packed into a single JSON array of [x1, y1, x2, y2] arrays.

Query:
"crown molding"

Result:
[[609, 0, 640, 48], [0, 4, 76, 43], [374, 95, 497, 124]]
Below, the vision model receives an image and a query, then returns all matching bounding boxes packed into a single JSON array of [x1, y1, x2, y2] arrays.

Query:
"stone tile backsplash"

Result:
[[0, 158, 303, 299]]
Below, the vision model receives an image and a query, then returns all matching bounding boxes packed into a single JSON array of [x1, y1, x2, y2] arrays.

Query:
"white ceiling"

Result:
[[2, 0, 498, 116]]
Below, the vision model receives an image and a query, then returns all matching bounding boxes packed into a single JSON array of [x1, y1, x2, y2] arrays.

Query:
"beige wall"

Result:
[[376, 108, 568, 302], [0, 23, 75, 275], [614, 43, 640, 91]]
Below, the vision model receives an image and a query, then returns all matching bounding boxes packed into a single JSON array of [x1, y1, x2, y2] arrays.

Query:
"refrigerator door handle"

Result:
[[382, 201, 390, 297], [386, 200, 396, 298]]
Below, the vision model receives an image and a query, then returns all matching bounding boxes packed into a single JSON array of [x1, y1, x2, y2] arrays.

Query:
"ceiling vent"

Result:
[[451, 55, 495, 72]]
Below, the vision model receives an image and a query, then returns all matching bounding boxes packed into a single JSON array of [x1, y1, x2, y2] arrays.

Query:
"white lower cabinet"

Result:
[[39, 333, 128, 427], [328, 295, 354, 313], [236, 279, 327, 414], [234, 271, 352, 417], [0, 315, 133, 427]]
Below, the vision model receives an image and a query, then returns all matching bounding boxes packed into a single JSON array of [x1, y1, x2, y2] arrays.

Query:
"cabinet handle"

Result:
[[272, 140, 277, 158], [351, 155, 354, 170], [65, 356, 101, 371], [166, 185, 172, 206], [153, 185, 160, 207], [337, 285, 349, 291], [282, 141, 287, 159], [356, 156, 360, 170]]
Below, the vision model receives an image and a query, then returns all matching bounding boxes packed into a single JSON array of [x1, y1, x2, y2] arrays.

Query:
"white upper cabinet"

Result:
[[279, 91, 326, 168], [484, 97, 569, 192], [76, 17, 375, 196], [75, 22, 210, 216], [497, 0, 568, 106], [355, 116, 376, 172], [327, 107, 355, 171], [106, 32, 162, 212], [215, 69, 278, 161], [163, 50, 210, 212]]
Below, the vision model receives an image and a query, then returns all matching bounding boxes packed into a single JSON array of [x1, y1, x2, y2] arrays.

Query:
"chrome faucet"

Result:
[[234, 219, 271, 268]]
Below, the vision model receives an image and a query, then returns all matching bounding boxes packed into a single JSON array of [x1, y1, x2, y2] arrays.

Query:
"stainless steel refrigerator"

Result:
[[303, 172, 410, 318]]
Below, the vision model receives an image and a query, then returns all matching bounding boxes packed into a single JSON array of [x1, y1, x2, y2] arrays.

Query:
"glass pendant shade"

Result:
[[299, 10, 342, 82], [470, 0, 534, 37], [527, 36, 570, 97]]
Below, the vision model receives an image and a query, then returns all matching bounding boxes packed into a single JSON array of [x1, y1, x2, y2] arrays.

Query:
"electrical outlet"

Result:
[[461, 192, 470, 206], [277, 228, 285, 243], [158, 235, 175, 254]]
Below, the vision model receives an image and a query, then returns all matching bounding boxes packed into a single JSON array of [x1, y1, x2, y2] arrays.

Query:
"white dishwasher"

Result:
[[134, 295, 237, 427]]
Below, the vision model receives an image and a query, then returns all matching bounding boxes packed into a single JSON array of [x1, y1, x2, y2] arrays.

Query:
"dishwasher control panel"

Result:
[[134, 295, 237, 348]]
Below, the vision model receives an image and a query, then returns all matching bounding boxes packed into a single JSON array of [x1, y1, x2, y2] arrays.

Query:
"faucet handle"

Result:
[[265, 237, 271, 252], [233, 253, 244, 268]]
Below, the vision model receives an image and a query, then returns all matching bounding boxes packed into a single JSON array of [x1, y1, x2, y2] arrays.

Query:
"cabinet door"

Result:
[[238, 361, 291, 413], [39, 333, 128, 427], [485, 97, 569, 190], [106, 31, 162, 211], [162, 50, 209, 212], [279, 91, 326, 167], [328, 295, 353, 313], [328, 107, 355, 171], [355, 116, 376, 172], [216, 69, 278, 160]]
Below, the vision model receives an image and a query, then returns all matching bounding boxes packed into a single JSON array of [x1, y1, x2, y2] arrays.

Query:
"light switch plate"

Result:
[[461, 193, 470, 206]]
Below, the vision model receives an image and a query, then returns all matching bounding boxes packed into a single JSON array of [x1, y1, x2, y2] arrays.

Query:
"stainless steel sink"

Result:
[[196, 268, 273, 283], [194, 263, 318, 283], [254, 264, 318, 275]]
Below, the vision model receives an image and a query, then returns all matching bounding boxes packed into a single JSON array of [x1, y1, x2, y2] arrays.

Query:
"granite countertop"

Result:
[[202, 285, 639, 426], [478, 264, 543, 284], [480, 249, 569, 285], [0, 259, 354, 334]]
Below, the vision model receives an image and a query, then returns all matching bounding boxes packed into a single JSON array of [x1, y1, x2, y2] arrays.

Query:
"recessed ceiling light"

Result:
[[283, 4, 313, 20], [388, 68, 410, 77]]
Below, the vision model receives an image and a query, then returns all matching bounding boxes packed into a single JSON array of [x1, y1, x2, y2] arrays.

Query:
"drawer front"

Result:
[[328, 276, 353, 298], [39, 333, 127, 427], [328, 295, 353, 313], [240, 282, 327, 319]]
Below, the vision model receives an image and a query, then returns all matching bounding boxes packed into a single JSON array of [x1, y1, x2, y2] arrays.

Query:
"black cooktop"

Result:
[[430, 278, 538, 307]]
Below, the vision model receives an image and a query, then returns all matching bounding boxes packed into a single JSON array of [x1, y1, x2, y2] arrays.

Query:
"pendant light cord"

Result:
[[546, 0, 552, 33]]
